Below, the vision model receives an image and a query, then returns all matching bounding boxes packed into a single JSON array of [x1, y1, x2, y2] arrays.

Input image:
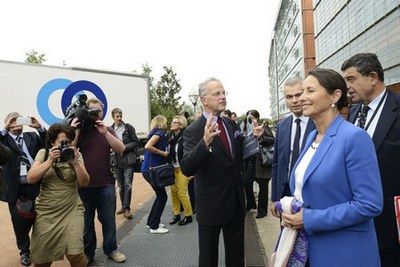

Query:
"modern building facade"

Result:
[[314, 0, 400, 91], [268, 0, 315, 120], [269, 0, 400, 120]]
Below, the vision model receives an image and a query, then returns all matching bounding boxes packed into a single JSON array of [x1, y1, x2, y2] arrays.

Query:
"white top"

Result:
[[114, 124, 125, 141], [293, 142, 319, 202]]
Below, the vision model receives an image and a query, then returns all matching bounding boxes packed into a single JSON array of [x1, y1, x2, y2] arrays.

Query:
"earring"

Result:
[[331, 103, 335, 108]]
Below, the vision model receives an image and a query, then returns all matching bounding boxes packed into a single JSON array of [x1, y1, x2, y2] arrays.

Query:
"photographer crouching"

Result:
[[71, 98, 127, 264], [27, 123, 90, 267]]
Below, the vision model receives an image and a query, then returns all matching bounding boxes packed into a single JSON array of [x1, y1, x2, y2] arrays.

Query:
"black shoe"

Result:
[[20, 253, 30, 266], [169, 215, 181, 225], [256, 212, 267, 219], [246, 206, 256, 212], [178, 216, 193, 226]]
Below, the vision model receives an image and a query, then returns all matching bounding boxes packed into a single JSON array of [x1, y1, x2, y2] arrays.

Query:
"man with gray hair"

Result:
[[0, 112, 46, 266], [181, 77, 265, 267]]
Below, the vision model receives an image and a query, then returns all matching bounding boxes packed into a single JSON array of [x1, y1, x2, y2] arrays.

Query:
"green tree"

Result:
[[142, 65, 184, 122], [25, 49, 46, 64]]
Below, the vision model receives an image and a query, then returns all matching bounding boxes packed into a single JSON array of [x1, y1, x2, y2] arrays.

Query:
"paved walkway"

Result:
[[92, 195, 273, 267], [0, 175, 281, 266]]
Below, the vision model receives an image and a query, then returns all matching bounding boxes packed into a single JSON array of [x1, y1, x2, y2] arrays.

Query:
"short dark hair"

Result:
[[45, 123, 76, 149], [246, 109, 260, 120], [307, 68, 348, 111], [341, 53, 384, 82], [111, 108, 122, 117]]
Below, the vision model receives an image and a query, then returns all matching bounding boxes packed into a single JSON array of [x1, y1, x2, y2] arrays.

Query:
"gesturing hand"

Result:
[[203, 114, 221, 147]]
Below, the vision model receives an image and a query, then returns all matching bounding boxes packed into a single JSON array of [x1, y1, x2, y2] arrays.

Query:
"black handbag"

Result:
[[259, 145, 274, 167], [149, 163, 175, 188]]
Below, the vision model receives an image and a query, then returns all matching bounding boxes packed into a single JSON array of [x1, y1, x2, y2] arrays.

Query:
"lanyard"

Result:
[[363, 90, 387, 131]]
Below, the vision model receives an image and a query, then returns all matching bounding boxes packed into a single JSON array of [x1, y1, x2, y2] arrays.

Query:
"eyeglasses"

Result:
[[171, 121, 181, 125], [209, 90, 228, 97]]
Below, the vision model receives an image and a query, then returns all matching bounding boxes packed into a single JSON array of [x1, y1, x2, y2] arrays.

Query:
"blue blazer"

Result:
[[271, 116, 314, 202], [290, 115, 383, 266], [348, 90, 400, 259]]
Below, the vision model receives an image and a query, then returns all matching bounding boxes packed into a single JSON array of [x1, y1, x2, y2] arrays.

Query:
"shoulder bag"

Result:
[[148, 153, 175, 188], [259, 145, 274, 167]]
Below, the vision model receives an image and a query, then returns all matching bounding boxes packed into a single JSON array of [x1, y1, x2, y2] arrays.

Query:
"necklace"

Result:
[[310, 142, 319, 150]]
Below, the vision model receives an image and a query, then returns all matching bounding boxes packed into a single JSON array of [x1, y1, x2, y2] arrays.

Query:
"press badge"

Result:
[[20, 163, 28, 176]]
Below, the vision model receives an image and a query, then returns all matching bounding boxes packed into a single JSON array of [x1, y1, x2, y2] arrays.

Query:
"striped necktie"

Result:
[[15, 136, 31, 168], [357, 105, 370, 129]]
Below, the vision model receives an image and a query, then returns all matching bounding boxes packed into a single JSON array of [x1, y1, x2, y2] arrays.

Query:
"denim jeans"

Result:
[[115, 166, 134, 211], [142, 173, 168, 229], [78, 185, 117, 258]]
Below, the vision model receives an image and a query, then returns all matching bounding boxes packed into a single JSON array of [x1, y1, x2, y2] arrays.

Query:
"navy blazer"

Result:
[[0, 131, 46, 202], [290, 115, 382, 266], [181, 116, 245, 225], [348, 90, 400, 257], [271, 116, 314, 202]]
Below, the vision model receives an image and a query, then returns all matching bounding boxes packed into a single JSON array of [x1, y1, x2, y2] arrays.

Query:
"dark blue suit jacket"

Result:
[[271, 115, 314, 202], [0, 131, 46, 202], [181, 116, 245, 225], [348, 90, 400, 259]]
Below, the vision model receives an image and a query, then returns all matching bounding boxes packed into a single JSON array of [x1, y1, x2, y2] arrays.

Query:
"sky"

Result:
[[0, 0, 280, 118]]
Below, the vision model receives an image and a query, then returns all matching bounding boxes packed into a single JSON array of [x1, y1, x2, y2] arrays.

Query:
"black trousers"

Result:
[[142, 173, 168, 229], [244, 178, 269, 215], [198, 215, 245, 267], [8, 202, 33, 256]]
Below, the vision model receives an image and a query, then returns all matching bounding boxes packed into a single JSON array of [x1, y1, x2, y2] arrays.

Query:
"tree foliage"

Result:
[[142, 65, 184, 122], [25, 49, 46, 64]]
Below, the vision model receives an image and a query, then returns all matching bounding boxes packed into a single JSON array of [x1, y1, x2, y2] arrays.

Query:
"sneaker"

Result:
[[149, 227, 169, 234], [116, 208, 124, 215], [109, 251, 126, 263], [146, 223, 165, 229], [124, 210, 133, 219], [20, 253, 30, 266]]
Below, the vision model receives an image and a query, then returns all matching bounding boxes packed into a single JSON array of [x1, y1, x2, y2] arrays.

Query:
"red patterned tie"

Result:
[[217, 117, 232, 157]]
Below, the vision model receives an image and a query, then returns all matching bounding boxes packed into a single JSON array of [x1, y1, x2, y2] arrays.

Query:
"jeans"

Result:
[[78, 185, 117, 258], [142, 173, 168, 229], [115, 166, 134, 211]]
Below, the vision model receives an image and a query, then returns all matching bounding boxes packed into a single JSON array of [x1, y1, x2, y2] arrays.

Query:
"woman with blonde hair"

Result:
[[167, 115, 193, 226], [140, 115, 170, 234]]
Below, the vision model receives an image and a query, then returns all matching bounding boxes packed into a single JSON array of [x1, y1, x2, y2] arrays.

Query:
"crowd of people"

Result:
[[0, 52, 399, 267]]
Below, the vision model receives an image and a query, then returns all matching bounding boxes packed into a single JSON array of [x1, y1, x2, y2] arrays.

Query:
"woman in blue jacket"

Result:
[[281, 68, 383, 266]]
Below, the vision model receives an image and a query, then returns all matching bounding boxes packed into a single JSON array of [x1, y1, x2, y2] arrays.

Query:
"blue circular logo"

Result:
[[37, 79, 107, 125]]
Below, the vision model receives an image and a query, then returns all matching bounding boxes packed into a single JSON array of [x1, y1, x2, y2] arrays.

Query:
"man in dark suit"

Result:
[[0, 112, 46, 266], [342, 53, 400, 267], [181, 77, 263, 267], [269, 77, 315, 217]]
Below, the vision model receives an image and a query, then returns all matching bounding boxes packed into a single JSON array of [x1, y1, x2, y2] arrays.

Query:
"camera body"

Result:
[[58, 140, 74, 162], [63, 94, 99, 130]]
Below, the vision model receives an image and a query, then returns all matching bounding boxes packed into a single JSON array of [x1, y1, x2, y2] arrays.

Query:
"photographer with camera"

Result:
[[0, 112, 47, 266], [27, 123, 90, 266], [110, 108, 140, 219], [71, 98, 126, 264]]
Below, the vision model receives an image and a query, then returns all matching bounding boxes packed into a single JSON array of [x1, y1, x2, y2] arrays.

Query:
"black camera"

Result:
[[63, 94, 100, 130], [58, 140, 74, 162]]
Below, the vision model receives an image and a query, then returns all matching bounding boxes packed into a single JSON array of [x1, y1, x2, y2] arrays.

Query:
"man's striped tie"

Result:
[[15, 136, 31, 168]]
